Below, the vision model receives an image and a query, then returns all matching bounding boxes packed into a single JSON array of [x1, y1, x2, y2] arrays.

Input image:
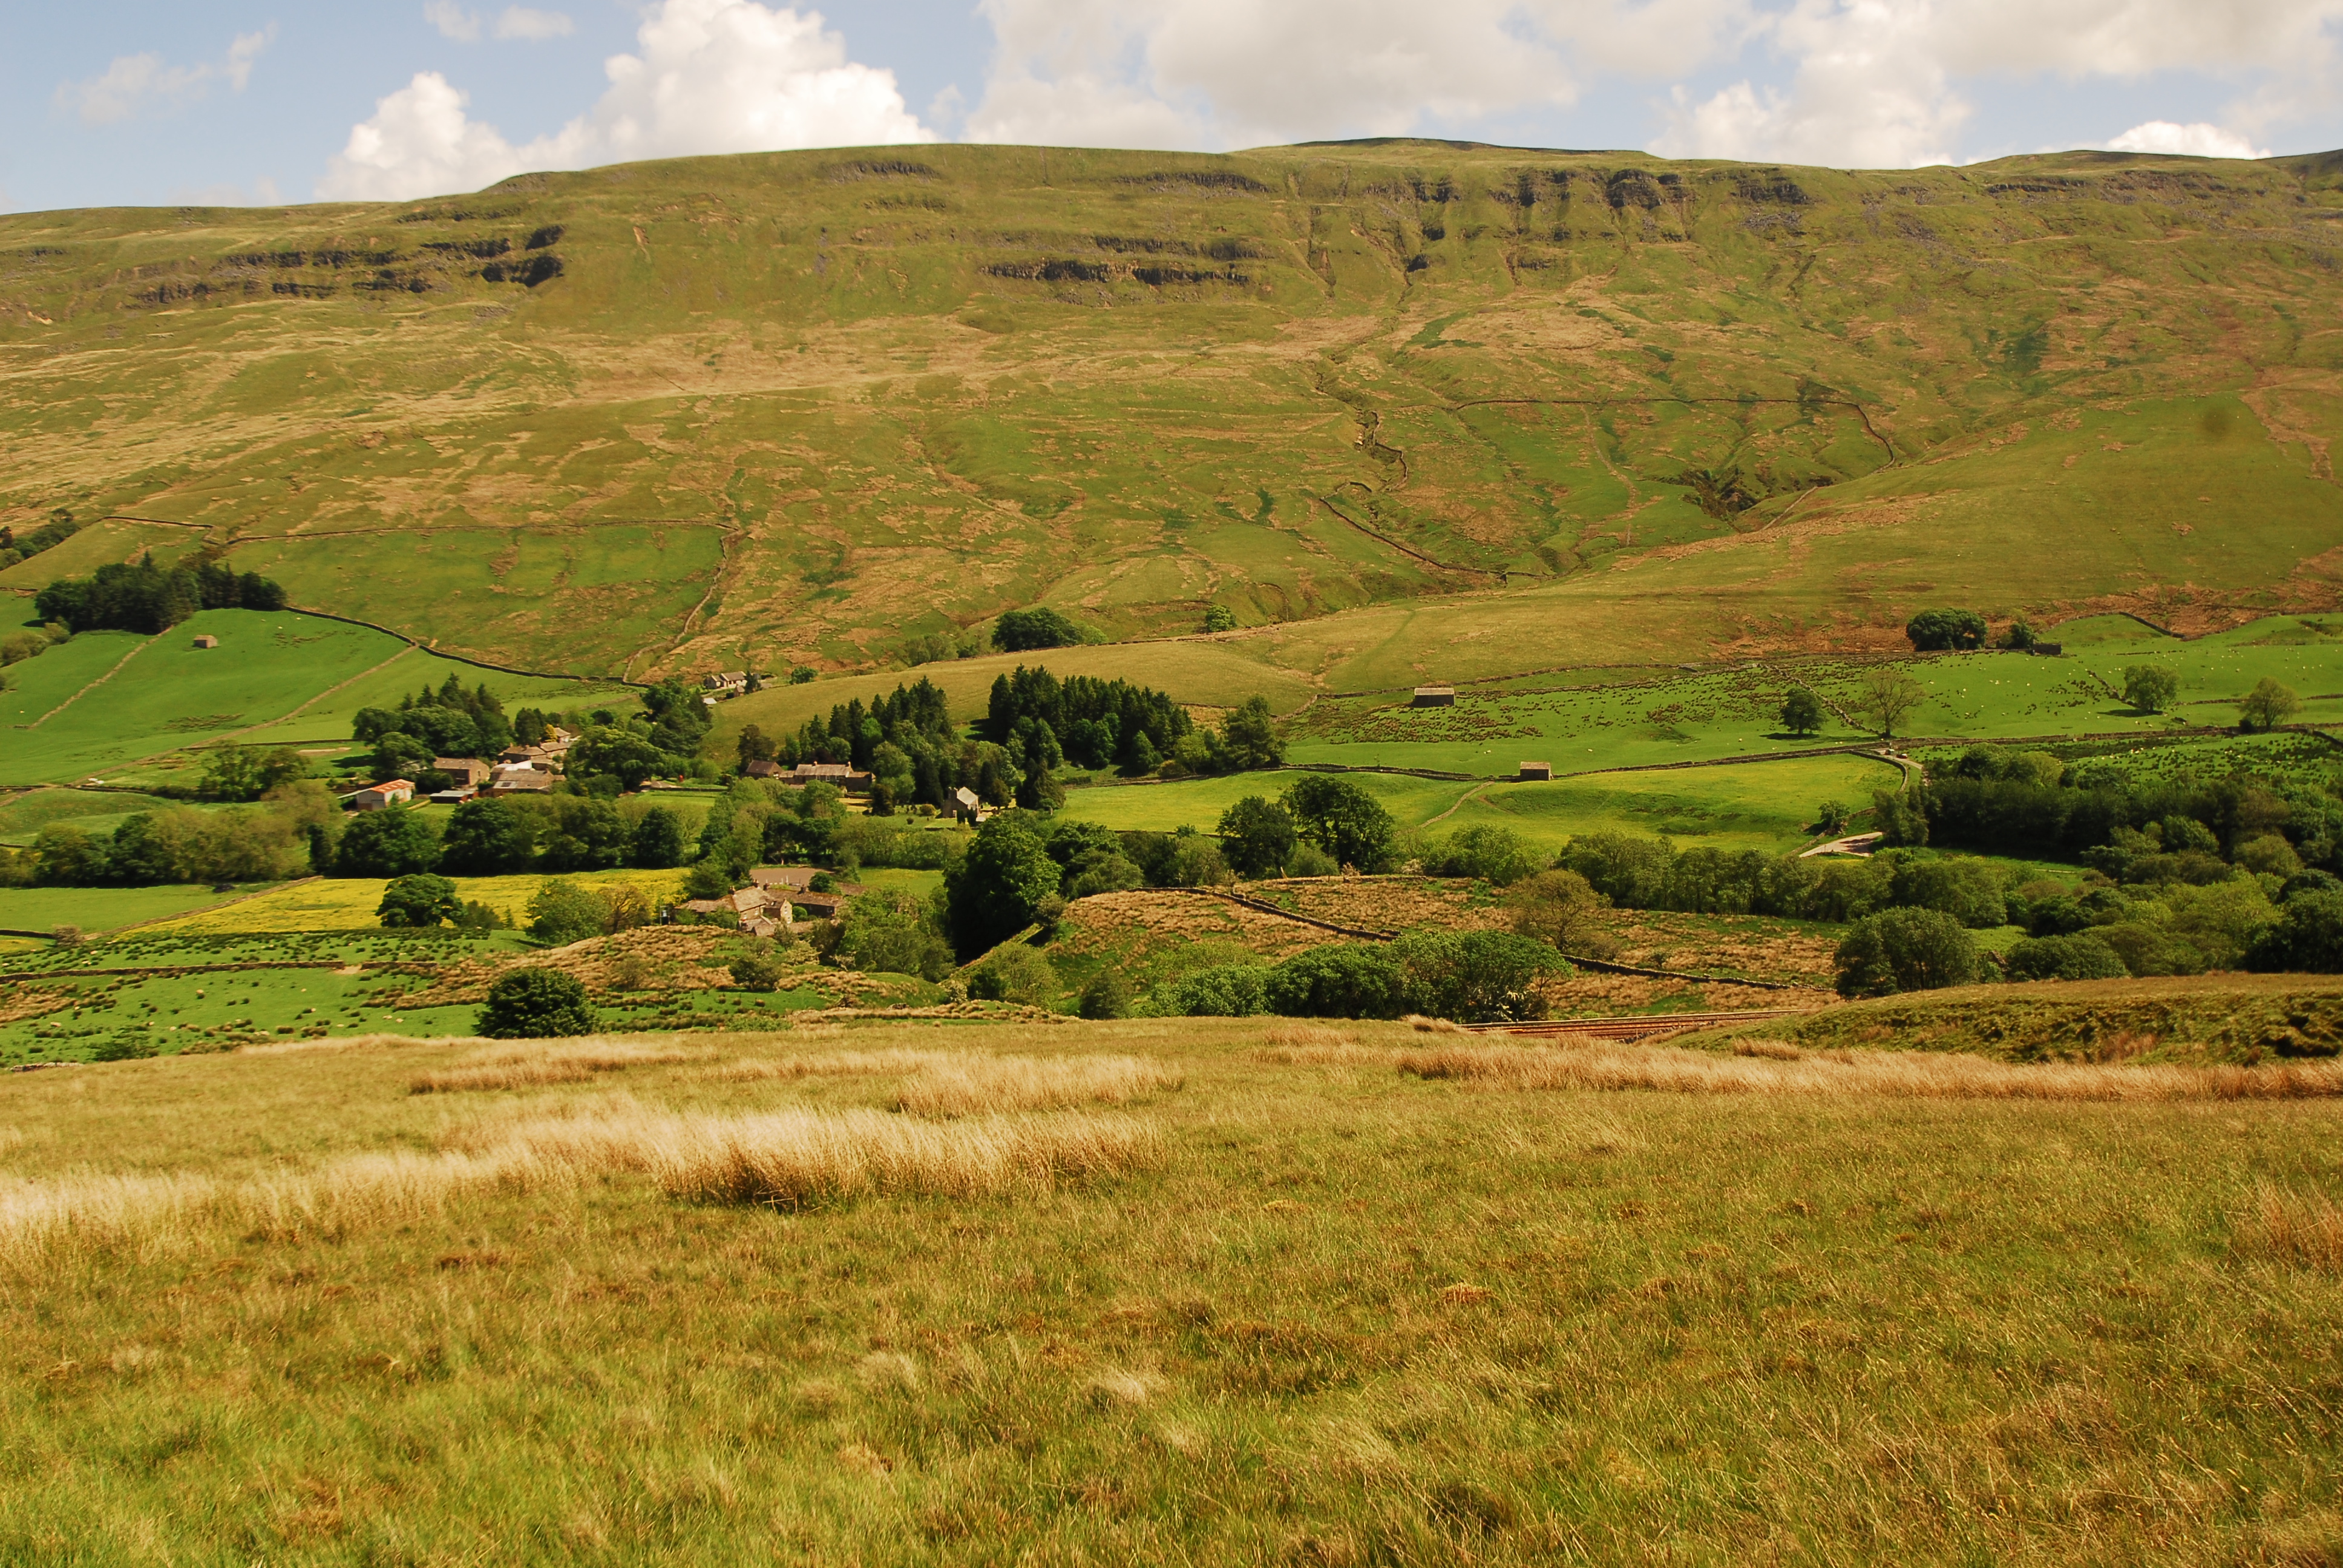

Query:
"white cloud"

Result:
[[963, 0, 1760, 150], [2107, 119, 2273, 157], [321, 0, 930, 201], [55, 27, 275, 125], [495, 7, 575, 40], [428, 3, 574, 42], [425, 1, 483, 42]]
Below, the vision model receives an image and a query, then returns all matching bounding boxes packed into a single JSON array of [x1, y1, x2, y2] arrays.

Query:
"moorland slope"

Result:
[[4, 140, 2341, 684]]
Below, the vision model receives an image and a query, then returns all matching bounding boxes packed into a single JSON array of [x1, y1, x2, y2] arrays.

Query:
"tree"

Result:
[[838, 890, 954, 979], [1853, 667, 1927, 737], [2122, 665, 2180, 714], [1265, 943, 1407, 1019], [1212, 696, 1285, 771], [200, 742, 306, 802], [568, 725, 669, 788], [333, 809, 440, 877], [1779, 687, 1824, 737], [370, 731, 437, 784], [2240, 678, 2301, 733], [1217, 795, 1297, 878], [1815, 800, 1851, 835], [1283, 775, 1398, 873], [1394, 929, 1565, 1023], [1833, 907, 1978, 998], [437, 798, 537, 875], [2007, 932, 2128, 981], [736, 724, 776, 768], [992, 607, 1084, 652], [629, 806, 684, 869], [1423, 825, 1541, 886], [966, 942, 1060, 1004], [943, 812, 1064, 959], [1203, 604, 1237, 633], [2247, 890, 2343, 974], [1904, 609, 1988, 652], [1998, 617, 2038, 650], [377, 874, 462, 929], [476, 969, 594, 1038], [1504, 869, 1616, 958], [526, 879, 611, 945]]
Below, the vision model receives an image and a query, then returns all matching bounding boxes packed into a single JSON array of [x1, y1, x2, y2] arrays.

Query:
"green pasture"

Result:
[[0, 787, 185, 847], [0, 883, 281, 936], [1058, 771, 1479, 840], [1, 609, 627, 787]]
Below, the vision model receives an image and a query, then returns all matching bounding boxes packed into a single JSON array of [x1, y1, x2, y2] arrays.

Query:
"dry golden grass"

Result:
[[408, 1040, 702, 1094], [2246, 1181, 2343, 1273], [1398, 1040, 2343, 1101], [1253, 1025, 1393, 1067], [893, 1054, 1181, 1116], [704, 1047, 946, 1082], [0, 1092, 1156, 1270]]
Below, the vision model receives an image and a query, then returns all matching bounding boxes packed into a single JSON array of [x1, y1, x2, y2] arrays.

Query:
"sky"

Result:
[[4, 0, 2342, 213]]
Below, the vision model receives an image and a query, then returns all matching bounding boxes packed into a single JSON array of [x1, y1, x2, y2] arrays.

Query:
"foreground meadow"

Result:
[[2, 1019, 2340, 1564]]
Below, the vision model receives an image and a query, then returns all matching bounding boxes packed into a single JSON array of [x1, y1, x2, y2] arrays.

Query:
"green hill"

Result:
[[4, 140, 2341, 688]]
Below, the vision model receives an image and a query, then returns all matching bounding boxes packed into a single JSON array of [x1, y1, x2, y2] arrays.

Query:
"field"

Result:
[[0, 883, 284, 938], [4, 145, 2341, 682], [1, 1017, 2339, 1562], [1061, 753, 1898, 855], [0, 607, 626, 789], [138, 867, 692, 938]]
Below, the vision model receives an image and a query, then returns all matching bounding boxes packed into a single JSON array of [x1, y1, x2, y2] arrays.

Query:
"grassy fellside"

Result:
[[0, 1018, 2338, 1562]]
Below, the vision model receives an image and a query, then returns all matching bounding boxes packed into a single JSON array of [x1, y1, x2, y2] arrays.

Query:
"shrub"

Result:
[[333, 809, 440, 877], [992, 607, 1084, 652], [476, 969, 594, 1038], [377, 874, 462, 929], [966, 942, 1060, 1005], [2006, 932, 2129, 982], [1833, 907, 1979, 998], [1904, 609, 1987, 652], [1202, 604, 1236, 633], [527, 880, 611, 946], [1265, 944, 1407, 1019], [1394, 929, 1565, 1023], [1077, 967, 1133, 1019], [2248, 890, 2343, 973], [1145, 962, 1270, 1017], [730, 952, 782, 991], [1423, 825, 1541, 886]]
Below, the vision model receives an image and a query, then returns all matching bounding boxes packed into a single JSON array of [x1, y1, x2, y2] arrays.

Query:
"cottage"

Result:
[[785, 890, 851, 920], [680, 886, 791, 931], [791, 761, 874, 792], [436, 757, 492, 788], [191, 634, 219, 650], [499, 743, 554, 766], [353, 779, 414, 811], [951, 785, 982, 823], [1518, 760, 1552, 782], [744, 759, 784, 779], [1411, 685, 1456, 707], [488, 763, 552, 795]]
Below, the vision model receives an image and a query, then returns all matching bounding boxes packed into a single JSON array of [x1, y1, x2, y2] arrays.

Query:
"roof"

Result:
[[951, 786, 981, 807], [1414, 684, 1456, 695], [363, 779, 415, 794], [435, 756, 489, 771], [744, 759, 782, 777], [749, 866, 822, 890]]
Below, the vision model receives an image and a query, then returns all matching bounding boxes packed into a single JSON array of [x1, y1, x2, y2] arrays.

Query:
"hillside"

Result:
[[4, 140, 2342, 685]]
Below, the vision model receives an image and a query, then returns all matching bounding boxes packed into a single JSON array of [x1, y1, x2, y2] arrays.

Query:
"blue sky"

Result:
[[5, 0, 2341, 213]]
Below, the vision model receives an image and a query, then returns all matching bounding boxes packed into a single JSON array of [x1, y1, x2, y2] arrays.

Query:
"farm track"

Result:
[[20, 634, 157, 734]]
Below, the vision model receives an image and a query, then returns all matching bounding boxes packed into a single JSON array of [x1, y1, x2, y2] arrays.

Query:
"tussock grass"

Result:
[[894, 1054, 1181, 1116], [706, 1048, 946, 1082], [1399, 1040, 2343, 1100], [0, 1095, 1156, 1269], [408, 1040, 701, 1094], [2246, 1181, 2343, 1273]]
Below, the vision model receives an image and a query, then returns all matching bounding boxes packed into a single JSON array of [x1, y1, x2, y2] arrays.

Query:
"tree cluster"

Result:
[[1138, 930, 1567, 1024], [992, 607, 1085, 652], [34, 557, 286, 634], [1216, 776, 1397, 878], [986, 667, 1193, 777], [8, 784, 335, 888], [1904, 609, 1987, 652], [0, 511, 80, 569], [353, 675, 516, 780]]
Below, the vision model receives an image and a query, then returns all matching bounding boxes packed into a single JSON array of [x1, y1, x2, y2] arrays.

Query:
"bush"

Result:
[[477, 969, 594, 1038], [1904, 609, 1987, 652], [838, 890, 953, 979], [377, 874, 462, 929], [2006, 932, 2129, 982], [1078, 967, 1133, 1019], [1265, 944, 1407, 1019], [1394, 929, 1565, 1023], [1144, 962, 1269, 1018], [730, 952, 782, 991], [2248, 890, 2343, 973], [333, 809, 440, 877], [1203, 604, 1237, 633], [992, 607, 1084, 652], [966, 942, 1059, 1005], [1833, 907, 1979, 998], [527, 879, 611, 946], [1423, 825, 1541, 886]]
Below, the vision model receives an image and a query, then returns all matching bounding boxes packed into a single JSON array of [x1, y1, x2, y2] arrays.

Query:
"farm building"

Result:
[[191, 634, 219, 649], [430, 785, 478, 805], [435, 757, 492, 788], [743, 759, 784, 779], [489, 763, 552, 795], [1411, 685, 1455, 707], [353, 780, 413, 811], [789, 761, 874, 792], [1518, 760, 1552, 781], [749, 866, 866, 895], [951, 785, 982, 822]]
